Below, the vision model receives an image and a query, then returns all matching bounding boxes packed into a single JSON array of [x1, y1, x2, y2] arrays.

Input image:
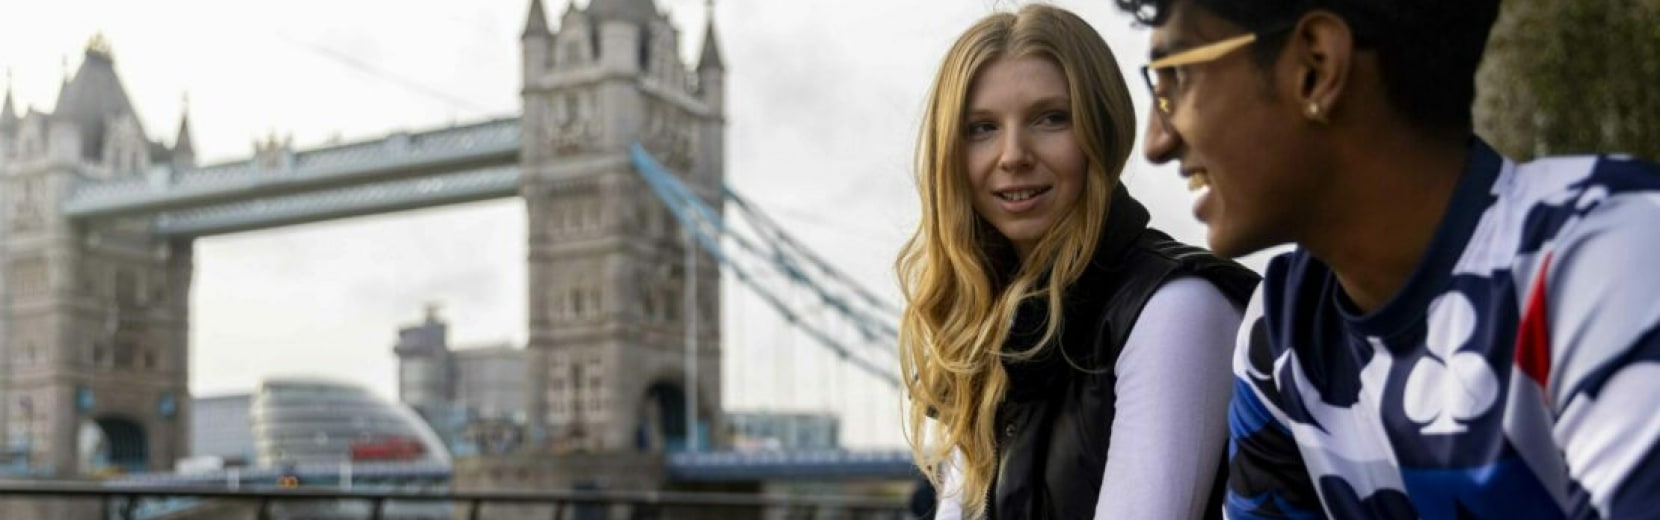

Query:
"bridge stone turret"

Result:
[[456, 0, 728, 499], [0, 37, 192, 477]]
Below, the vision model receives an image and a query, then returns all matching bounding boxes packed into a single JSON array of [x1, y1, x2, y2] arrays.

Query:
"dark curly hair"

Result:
[[1114, 0, 1500, 133]]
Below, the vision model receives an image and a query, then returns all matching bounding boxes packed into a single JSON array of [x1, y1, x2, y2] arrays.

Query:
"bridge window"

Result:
[[551, 95, 571, 127], [561, 44, 576, 67], [10, 180, 43, 233], [80, 261, 99, 296], [113, 342, 136, 369], [648, 288, 661, 322], [151, 276, 167, 304], [11, 259, 47, 298], [639, 29, 651, 69], [665, 288, 681, 322], [143, 351, 156, 370], [116, 269, 139, 306]]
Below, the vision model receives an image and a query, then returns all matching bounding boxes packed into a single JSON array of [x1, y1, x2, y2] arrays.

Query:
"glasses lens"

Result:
[[1143, 66, 1176, 115]]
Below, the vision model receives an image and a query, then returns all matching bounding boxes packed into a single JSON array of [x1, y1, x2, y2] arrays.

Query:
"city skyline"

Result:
[[0, 0, 1271, 449]]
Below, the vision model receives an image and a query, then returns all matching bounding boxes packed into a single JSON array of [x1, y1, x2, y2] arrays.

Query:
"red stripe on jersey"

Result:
[[1515, 254, 1553, 389]]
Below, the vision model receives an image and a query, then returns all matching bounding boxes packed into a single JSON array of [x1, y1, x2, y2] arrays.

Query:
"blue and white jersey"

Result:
[[1226, 140, 1660, 519]]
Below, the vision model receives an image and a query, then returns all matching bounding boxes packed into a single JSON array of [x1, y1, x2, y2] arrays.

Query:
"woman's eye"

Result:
[[965, 121, 997, 139], [1037, 111, 1071, 127]]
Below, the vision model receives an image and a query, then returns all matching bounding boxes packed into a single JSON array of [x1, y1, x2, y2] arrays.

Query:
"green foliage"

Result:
[[1475, 0, 1660, 161]]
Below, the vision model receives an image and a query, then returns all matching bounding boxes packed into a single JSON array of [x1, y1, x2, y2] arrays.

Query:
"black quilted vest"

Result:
[[988, 186, 1259, 519]]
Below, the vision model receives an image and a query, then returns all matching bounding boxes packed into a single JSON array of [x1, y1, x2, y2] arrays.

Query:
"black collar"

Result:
[[1003, 185, 1150, 399]]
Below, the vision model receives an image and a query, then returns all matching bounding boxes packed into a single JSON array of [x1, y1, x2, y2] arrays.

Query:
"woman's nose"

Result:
[[998, 131, 1033, 172]]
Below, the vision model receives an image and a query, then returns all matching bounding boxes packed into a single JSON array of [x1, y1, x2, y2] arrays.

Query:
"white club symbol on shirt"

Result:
[[1401, 292, 1500, 435]]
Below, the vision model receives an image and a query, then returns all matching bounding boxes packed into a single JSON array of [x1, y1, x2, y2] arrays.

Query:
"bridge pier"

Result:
[[454, 452, 667, 520]]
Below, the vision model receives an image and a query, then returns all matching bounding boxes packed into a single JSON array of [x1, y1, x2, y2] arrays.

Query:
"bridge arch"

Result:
[[77, 415, 148, 475], [632, 374, 716, 454]]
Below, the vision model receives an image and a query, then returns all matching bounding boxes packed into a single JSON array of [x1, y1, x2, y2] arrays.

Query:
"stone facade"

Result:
[[0, 39, 194, 476], [456, 1, 728, 512], [519, 0, 726, 456]]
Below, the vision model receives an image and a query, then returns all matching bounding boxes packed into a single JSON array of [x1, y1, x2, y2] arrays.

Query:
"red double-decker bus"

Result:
[[349, 436, 425, 462]]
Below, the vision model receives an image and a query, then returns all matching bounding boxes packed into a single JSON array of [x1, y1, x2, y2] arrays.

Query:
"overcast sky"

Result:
[[0, 0, 1276, 448]]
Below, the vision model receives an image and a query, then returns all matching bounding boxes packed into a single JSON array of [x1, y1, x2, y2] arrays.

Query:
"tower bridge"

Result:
[[0, 0, 910, 498]]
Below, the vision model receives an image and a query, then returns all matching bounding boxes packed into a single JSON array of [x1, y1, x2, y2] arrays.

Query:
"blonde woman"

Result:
[[898, 5, 1258, 519]]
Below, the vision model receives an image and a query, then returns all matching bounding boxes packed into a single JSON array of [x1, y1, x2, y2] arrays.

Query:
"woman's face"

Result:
[[960, 56, 1088, 259]]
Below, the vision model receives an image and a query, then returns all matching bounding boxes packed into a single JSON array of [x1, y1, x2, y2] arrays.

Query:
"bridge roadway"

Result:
[[63, 117, 522, 237]]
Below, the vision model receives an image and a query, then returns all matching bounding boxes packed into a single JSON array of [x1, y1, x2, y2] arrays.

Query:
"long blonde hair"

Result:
[[897, 4, 1136, 516]]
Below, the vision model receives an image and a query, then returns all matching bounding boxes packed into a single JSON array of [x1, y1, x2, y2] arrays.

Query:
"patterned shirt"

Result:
[[1226, 139, 1660, 519]]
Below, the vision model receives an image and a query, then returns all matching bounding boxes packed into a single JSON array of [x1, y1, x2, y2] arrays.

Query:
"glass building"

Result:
[[251, 378, 450, 467], [189, 394, 255, 466], [726, 412, 840, 452]]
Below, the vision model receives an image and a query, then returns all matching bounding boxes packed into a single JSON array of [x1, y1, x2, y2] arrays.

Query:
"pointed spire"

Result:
[[1, 68, 18, 131], [172, 92, 195, 163], [697, 0, 724, 71], [522, 0, 551, 39], [86, 32, 114, 61], [57, 55, 70, 106], [52, 34, 140, 160]]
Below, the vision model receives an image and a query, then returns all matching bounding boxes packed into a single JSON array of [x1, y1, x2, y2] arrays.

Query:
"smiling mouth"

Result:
[[1181, 169, 1211, 192], [996, 187, 1051, 201], [1186, 172, 1211, 192]]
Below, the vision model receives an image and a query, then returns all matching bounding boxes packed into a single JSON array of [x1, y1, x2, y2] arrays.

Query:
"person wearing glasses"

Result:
[[898, 5, 1258, 519], [1110, 0, 1660, 517]]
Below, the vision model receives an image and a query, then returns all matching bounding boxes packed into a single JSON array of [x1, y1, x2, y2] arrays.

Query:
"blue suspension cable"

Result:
[[628, 144, 899, 388]]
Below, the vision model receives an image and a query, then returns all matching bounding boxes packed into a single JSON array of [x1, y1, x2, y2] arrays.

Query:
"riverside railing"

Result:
[[0, 482, 912, 520]]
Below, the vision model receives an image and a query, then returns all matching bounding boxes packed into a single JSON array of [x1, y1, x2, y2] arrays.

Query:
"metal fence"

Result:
[[0, 482, 913, 520]]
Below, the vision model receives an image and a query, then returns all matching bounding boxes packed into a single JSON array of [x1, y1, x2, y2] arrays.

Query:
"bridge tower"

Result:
[[0, 38, 192, 476], [502, 0, 725, 491]]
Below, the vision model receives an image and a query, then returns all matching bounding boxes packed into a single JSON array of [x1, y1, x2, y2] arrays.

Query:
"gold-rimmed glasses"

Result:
[[1139, 27, 1289, 118]]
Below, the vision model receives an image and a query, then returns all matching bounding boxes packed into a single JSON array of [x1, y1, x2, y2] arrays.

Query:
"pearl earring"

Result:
[[1305, 101, 1328, 123]]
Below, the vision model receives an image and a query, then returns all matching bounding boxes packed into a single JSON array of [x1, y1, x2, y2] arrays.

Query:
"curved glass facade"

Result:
[[251, 378, 450, 467]]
